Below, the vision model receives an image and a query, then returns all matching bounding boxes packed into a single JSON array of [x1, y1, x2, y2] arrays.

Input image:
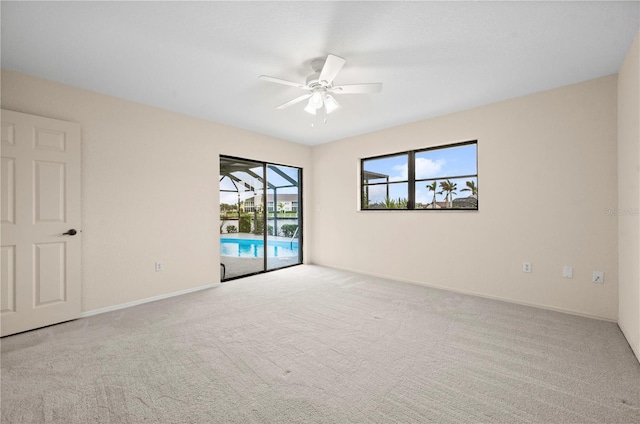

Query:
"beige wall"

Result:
[[0, 63, 629, 326], [312, 75, 619, 320], [1, 69, 312, 313], [618, 31, 640, 360]]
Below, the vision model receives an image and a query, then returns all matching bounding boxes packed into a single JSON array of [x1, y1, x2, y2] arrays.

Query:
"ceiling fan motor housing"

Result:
[[310, 58, 326, 73], [307, 58, 330, 87], [306, 73, 323, 87]]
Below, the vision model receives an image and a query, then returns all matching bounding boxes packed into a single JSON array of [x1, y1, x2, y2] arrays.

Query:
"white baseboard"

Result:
[[617, 319, 640, 364], [318, 263, 617, 323], [80, 282, 220, 318]]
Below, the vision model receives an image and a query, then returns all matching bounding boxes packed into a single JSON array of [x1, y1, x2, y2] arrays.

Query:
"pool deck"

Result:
[[221, 233, 294, 241], [220, 232, 300, 280]]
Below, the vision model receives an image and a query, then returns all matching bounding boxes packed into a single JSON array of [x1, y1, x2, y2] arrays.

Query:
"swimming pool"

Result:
[[220, 237, 299, 258]]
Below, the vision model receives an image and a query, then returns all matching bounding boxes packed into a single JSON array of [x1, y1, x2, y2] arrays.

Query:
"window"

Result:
[[361, 141, 477, 210], [361, 153, 409, 209]]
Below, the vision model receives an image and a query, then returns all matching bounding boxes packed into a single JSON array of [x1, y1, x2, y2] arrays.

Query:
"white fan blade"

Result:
[[332, 83, 383, 94], [276, 93, 312, 109], [319, 54, 346, 85], [259, 75, 307, 89]]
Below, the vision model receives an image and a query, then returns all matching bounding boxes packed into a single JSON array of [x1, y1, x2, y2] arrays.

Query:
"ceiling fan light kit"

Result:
[[304, 99, 318, 115], [259, 54, 382, 119]]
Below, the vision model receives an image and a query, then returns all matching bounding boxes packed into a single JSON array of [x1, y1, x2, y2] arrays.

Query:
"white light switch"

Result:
[[593, 271, 604, 284], [155, 261, 164, 272], [523, 262, 532, 273], [562, 266, 573, 279]]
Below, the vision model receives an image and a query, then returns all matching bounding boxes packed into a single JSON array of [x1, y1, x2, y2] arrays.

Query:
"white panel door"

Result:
[[1, 109, 81, 337]]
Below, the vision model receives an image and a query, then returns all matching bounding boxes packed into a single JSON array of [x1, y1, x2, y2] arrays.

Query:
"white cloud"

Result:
[[415, 157, 445, 179], [391, 164, 409, 181], [367, 184, 386, 199], [390, 158, 445, 182]]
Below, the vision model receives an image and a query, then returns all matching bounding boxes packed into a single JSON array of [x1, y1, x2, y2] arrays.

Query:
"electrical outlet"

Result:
[[562, 266, 573, 279], [155, 261, 164, 272], [593, 271, 604, 284], [523, 262, 532, 273]]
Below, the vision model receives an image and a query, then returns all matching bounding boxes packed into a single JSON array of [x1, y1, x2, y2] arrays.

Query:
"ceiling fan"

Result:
[[259, 54, 382, 117]]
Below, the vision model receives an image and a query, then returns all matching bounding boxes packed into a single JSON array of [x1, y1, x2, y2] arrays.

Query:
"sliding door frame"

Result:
[[219, 155, 303, 281]]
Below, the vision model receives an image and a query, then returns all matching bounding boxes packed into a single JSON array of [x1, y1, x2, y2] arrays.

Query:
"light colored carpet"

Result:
[[2, 265, 639, 423], [221, 256, 300, 280]]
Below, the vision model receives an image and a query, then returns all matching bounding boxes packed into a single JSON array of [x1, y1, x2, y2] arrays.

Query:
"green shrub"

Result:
[[239, 215, 251, 233], [253, 216, 264, 234], [267, 225, 274, 236], [226, 225, 237, 233], [379, 197, 408, 209], [281, 224, 298, 238]]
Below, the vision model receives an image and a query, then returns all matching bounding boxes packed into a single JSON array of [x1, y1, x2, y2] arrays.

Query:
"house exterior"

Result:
[[452, 195, 478, 209], [243, 194, 299, 213]]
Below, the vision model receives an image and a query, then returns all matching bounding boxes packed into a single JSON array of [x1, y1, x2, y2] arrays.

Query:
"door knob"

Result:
[[63, 229, 77, 236]]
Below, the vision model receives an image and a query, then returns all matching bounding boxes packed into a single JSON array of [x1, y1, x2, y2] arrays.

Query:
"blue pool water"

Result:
[[220, 238, 299, 258]]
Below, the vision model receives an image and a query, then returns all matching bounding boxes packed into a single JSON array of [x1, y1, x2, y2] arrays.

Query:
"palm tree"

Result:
[[461, 180, 478, 196], [439, 180, 457, 207], [277, 202, 285, 215], [426, 181, 440, 208], [448, 181, 458, 207]]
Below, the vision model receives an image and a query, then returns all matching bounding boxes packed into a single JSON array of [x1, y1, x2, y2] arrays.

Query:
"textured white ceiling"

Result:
[[1, 1, 638, 146]]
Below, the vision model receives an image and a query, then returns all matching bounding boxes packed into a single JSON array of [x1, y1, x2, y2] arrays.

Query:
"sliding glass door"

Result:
[[219, 156, 302, 280], [266, 164, 301, 271]]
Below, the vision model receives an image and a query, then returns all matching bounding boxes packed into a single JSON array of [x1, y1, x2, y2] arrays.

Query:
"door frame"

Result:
[[219, 155, 303, 281]]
